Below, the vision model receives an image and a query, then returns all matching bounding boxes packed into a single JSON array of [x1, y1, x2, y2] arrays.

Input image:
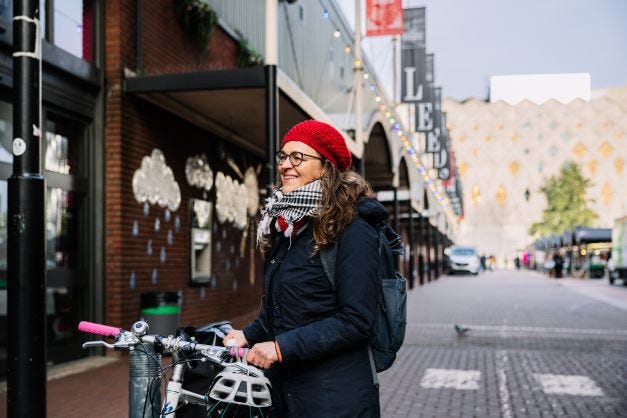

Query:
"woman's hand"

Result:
[[247, 341, 278, 369], [223, 330, 248, 348]]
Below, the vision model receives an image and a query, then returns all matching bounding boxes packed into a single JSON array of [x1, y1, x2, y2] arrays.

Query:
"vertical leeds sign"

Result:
[[401, 8, 426, 104]]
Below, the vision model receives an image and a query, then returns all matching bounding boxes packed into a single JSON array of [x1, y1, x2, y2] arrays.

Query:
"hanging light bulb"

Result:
[[374, 96, 381, 102], [323, 9, 329, 18], [333, 29, 341, 38], [344, 45, 351, 53], [363, 73, 369, 80]]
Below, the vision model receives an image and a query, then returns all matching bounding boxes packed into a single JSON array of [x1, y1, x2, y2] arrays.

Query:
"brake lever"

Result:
[[82, 340, 115, 350], [82, 330, 141, 351]]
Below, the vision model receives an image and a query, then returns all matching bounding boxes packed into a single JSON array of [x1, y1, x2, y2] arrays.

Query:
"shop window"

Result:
[[45, 117, 80, 175], [46, 188, 79, 269], [2, 0, 93, 61], [0, 100, 12, 164], [52, 0, 93, 61], [0, 102, 89, 374]]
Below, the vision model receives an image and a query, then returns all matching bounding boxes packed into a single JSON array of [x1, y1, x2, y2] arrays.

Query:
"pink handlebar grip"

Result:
[[78, 321, 121, 337], [230, 347, 247, 358]]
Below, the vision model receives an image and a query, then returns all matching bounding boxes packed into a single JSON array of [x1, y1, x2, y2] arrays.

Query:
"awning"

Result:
[[124, 67, 399, 193], [574, 227, 612, 244], [124, 67, 309, 157]]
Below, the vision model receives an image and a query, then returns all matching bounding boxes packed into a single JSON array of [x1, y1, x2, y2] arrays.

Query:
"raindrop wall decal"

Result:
[[132, 220, 139, 236], [151, 269, 158, 285], [147, 240, 153, 256], [129, 271, 136, 289]]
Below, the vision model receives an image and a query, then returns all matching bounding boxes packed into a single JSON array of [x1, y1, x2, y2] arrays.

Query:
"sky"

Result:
[[336, 0, 627, 101]]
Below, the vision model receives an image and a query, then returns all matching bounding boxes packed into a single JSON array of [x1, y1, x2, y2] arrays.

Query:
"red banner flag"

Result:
[[366, 0, 404, 37]]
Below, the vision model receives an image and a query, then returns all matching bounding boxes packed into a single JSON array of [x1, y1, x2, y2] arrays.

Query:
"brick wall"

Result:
[[142, 1, 239, 74], [105, 0, 263, 331]]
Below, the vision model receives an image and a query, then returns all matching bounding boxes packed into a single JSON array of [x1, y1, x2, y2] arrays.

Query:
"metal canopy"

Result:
[[124, 68, 309, 157]]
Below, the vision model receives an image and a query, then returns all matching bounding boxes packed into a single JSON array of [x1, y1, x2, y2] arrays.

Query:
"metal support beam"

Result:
[[265, 0, 278, 192]]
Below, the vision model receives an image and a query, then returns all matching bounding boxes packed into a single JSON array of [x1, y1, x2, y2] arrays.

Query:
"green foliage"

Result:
[[173, 0, 218, 51], [529, 162, 598, 236], [237, 36, 264, 67]]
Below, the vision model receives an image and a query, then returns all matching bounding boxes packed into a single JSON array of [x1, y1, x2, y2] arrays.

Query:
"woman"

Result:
[[224, 120, 386, 417]]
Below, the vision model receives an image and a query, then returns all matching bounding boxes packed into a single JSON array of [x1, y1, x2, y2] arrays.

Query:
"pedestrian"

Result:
[[553, 251, 564, 278], [514, 256, 520, 270], [224, 120, 382, 417]]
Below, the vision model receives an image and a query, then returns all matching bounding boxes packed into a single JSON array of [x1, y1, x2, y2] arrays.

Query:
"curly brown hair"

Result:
[[258, 162, 374, 253], [313, 163, 374, 251]]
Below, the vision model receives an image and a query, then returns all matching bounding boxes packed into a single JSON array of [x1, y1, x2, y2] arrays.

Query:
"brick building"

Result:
[[0, 0, 456, 374]]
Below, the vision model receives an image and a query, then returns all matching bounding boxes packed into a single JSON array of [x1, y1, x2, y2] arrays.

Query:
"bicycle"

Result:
[[78, 320, 272, 418]]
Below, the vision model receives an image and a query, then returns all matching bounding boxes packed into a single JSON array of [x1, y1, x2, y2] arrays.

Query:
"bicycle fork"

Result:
[[160, 355, 185, 416]]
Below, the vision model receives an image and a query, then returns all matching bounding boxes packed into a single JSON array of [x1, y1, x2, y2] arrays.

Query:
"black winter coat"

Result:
[[243, 198, 387, 417]]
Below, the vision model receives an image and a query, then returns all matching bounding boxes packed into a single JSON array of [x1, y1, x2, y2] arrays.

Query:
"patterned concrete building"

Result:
[[443, 85, 627, 266]]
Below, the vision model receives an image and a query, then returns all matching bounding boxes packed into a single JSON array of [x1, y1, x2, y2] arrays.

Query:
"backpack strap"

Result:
[[320, 234, 380, 387], [378, 226, 396, 281]]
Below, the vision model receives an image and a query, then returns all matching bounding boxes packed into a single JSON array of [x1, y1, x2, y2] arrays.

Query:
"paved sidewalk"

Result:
[[0, 357, 129, 418], [379, 271, 627, 417]]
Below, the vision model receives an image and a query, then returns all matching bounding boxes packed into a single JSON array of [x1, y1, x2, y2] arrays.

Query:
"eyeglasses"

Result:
[[275, 150, 322, 167]]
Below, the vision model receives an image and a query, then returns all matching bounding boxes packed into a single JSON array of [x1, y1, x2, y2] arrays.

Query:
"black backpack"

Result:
[[320, 221, 407, 384]]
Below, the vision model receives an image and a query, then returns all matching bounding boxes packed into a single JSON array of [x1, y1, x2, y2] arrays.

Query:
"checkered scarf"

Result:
[[257, 180, 322, 243]]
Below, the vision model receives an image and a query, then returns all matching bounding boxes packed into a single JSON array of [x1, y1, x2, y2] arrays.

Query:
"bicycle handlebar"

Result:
[[78, 320, 248, 359]]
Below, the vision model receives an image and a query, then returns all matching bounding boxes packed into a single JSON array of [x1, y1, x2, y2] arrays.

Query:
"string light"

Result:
[[315, 3, 455, 218]]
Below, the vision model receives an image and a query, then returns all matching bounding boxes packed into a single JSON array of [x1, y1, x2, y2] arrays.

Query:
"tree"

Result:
[[529, 162, 598, 236]]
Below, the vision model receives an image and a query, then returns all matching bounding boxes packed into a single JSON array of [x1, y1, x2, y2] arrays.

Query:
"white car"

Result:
[[448, 246, 480, 275]]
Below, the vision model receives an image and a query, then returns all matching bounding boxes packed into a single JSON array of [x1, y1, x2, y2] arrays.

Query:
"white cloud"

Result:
[[132, 149, 181, 211]]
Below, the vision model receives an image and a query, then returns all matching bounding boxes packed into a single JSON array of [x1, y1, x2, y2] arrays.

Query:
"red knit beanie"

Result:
[[282, 120, 352, 171]]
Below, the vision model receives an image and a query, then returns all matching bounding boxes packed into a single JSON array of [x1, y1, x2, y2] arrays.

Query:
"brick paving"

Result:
[[1, 271, 626, 417], [379, 271, 627, 417]]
